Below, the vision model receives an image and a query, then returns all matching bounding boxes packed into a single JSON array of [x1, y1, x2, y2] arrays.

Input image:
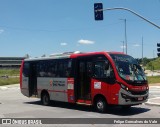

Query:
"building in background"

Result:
[[0, 57, 26, 68]]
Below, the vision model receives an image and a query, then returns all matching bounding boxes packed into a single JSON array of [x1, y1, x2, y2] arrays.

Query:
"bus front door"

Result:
[[76, 59, 92, 104]]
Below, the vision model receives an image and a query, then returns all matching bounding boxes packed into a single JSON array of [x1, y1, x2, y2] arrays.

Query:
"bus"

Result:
[[20, 51, 149, 113]]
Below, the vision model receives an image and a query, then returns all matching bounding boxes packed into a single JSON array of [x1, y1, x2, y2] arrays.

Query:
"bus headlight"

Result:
[[121, 84, 129, 91]]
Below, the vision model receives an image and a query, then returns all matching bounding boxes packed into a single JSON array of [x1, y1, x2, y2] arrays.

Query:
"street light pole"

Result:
[[99, 7, 160, 29]]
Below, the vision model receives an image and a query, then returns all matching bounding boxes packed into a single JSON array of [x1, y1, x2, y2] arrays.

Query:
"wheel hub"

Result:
[[97, 101, 103, 109]]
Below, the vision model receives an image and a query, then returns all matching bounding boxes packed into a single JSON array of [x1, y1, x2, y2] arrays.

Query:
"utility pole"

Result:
[[121, 41, 125, 53], [120, 19, 127, 54], [142, 36, 144, 66], [153, 50, 155, 58]]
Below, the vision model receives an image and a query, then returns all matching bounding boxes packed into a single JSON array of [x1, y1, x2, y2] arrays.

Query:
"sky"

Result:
[[0, 0, 160, 58]]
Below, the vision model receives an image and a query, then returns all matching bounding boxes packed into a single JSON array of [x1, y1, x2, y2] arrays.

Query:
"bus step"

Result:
[[76, 100, 92, 105], [30, 95, 38, 98]]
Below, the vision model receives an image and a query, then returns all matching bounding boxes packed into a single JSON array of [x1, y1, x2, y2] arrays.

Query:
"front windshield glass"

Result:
[[109, 54, 147, 82]]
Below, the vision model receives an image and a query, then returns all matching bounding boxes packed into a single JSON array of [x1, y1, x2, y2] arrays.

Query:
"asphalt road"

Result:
[[0, 84, 160, 127], [149, 86, 160, 99]]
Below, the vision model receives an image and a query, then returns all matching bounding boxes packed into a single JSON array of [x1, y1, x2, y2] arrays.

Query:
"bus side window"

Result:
[[57, 59, 72, 78], [58, 62, 64, 77], [37, 59, 72, 78], [93, 60, 114, 78], [65, 60, 72, 77], [94, 61, 106, 78], [49, 61, 57, 77], [23, 62, 29, 77], [66, 60, 72, 77], [37, 61, 45, 77]]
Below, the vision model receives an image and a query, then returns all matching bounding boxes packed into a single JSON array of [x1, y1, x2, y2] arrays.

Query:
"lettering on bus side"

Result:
[[50, 80, 65, 87]]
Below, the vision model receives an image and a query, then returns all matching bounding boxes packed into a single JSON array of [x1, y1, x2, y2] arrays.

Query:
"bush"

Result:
[[146, 58, 160, 70]]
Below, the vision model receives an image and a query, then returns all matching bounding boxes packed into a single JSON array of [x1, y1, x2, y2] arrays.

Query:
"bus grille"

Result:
[[130, 90, 148, 95]]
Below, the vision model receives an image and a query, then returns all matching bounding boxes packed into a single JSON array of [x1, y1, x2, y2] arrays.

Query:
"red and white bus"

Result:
[[20, 51, 149, 113]]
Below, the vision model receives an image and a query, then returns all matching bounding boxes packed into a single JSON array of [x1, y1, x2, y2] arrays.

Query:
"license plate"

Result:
[[138, 97, 143, 101]]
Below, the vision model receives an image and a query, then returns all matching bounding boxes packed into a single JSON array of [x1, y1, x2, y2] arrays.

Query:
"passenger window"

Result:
[[57, 59, 72, 77], [47, 61, 58, 77], [93, 61, 114, 78], [36, 59, 72, 78], [94, 61, 106, 78], [23, 62, 30, 77]]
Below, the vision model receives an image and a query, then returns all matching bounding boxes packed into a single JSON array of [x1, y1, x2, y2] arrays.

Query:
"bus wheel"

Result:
[[95, 97, 107, 113], [41, 92, 50, 106]]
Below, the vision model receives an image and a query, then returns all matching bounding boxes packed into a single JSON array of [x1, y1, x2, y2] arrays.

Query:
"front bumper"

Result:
[[118, 88, 149, 105]]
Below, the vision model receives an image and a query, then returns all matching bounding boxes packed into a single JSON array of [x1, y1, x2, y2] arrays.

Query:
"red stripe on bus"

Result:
[[37, 89, 68, 93], [48, 90, 68, 93]]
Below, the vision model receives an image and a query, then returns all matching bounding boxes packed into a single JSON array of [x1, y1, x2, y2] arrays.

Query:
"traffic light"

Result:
[[94, 3, 103, 20], [157, 43, 160, 57]]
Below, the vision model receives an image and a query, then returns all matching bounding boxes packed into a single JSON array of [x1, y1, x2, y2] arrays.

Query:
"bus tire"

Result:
[[41, 92, 50, 106], [94, 97, 107, 113]]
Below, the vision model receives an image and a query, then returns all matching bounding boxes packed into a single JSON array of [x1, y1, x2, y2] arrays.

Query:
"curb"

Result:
[[149, 86, 160, 88], [0, 84, 19, 90], [145, 97, 160, 106], [149, 83, 160, 86], [145, 102, 160, 106]]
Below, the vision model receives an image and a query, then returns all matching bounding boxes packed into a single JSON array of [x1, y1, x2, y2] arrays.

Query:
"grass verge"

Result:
[[147, 76, 160, 84], [0, 77, 19, 86], [0, 69, 19, 76]]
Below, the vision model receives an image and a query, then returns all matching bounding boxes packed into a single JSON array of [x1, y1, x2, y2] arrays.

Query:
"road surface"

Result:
[[0, 84, 159, 127]]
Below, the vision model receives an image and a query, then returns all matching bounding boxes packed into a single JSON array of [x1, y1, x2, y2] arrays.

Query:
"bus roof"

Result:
[[24, 51, 125, 61]]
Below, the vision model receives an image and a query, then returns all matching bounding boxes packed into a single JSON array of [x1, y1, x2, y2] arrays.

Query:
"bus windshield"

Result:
[[109, 54, 147, 83]]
